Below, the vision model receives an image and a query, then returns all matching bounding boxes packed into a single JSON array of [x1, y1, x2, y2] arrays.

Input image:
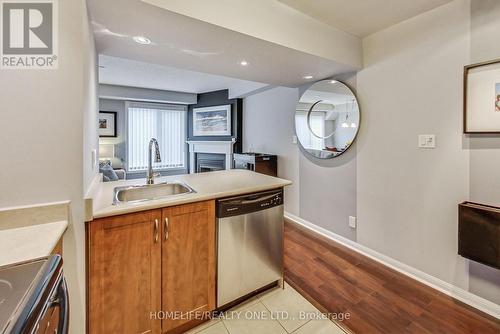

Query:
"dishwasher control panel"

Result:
[[216, 188, 283, 218]]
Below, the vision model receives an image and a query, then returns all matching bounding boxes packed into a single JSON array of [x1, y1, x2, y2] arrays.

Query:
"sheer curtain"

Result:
[[296, 112, 325, 150], [127, 102, 186, 171]]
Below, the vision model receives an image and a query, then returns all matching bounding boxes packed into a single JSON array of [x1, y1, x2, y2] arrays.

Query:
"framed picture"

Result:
[[99, 111, 117, 137], [464, 58, 500, 133], [193, 105, 231, 136]]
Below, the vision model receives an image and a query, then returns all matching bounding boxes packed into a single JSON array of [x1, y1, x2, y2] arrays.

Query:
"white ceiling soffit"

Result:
[[142, 0, 362, 69], [99, 55, 269, 99], [88, 0, 357, 88], [278, 0, 454, 38]]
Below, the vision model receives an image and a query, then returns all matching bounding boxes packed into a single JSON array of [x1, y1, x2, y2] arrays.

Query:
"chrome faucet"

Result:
[[147, 138, 161, 184]]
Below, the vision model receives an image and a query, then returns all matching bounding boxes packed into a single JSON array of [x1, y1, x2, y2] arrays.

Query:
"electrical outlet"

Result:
[[418, 135, 436, 148], [349, 216, 357, 229], [292, 135, 298, 144]]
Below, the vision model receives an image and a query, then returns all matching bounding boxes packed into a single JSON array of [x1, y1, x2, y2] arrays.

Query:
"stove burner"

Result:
[[0, 260, 46, 332], [0, 279, 13, 306]]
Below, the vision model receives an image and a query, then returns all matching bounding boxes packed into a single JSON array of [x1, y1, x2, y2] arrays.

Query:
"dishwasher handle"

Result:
[[228, 193, 277, 205], [216, 189, 283, 218]]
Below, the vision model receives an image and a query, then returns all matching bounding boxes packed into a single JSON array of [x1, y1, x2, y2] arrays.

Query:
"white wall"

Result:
[[243, 77, 358, 240], [243, 0, 500, 307], [243, 87, 300, 215], [298, 74, 358, 240], [357, 0, 500, 304], [467, 0, 500, 304], [83, 5, 99, 194], [0, 0, 97, 332]]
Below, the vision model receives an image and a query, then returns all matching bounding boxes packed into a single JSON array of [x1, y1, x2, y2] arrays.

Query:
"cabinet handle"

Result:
[[154, 219, 159, 243], [164, 218, 169, 240]]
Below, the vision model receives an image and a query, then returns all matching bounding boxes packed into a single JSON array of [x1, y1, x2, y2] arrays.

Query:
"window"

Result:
[[127, 102, 186, 172], [295, 112, 325, 150]]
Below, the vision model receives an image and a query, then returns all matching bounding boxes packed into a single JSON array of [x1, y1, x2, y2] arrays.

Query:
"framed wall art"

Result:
[[192, 105, 231, 136], [464, 58, 500, 134], [99, 111, 117, 137]]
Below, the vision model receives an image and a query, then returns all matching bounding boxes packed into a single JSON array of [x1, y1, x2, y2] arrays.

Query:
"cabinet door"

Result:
[[161, 201, 215, 333], [88, 210, 162, 334]]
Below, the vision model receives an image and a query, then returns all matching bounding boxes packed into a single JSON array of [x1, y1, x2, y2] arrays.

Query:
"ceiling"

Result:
[[88, 0, 354, 89], [99, 55, 268, 98], [278, 0, 454, 37], [89, 0, 453, 93]]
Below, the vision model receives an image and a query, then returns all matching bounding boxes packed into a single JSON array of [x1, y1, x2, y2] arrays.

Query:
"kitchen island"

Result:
[[86, 169, 291, 334], [88, 169, 291, 219]]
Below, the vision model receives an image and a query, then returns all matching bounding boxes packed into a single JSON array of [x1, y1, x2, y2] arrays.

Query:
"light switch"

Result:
[[418, 135, 436, 149], [292, 135, 298, 144], [349, 216, 357, 229], [92, 149, 97, 171]]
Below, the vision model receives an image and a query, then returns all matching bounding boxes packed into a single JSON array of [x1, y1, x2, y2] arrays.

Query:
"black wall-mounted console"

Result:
[[458, 202, 500, 270]]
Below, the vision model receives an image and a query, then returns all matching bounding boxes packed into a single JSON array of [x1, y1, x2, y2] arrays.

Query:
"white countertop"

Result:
[[90, 169, 292, 219], [0, 220, 68, 267]]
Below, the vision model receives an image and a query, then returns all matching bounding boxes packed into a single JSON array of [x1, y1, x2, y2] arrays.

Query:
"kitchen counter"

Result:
[[89, 169, 292, 219], [0, 220, 68, 267]]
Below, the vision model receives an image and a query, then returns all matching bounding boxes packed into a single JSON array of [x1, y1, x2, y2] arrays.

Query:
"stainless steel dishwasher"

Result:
[[216, 188, 284, 308]]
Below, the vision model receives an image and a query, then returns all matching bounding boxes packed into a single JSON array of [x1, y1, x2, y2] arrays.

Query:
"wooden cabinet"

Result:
[[161, 201, 215, 333], [33, 238, 64, 334], [35, 306, 60, 334], [88, 209, 162, 334], [87, 200, 215, 334]]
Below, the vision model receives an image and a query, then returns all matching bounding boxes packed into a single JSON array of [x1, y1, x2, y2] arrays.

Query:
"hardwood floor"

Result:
[[283, 221, 500, 334]]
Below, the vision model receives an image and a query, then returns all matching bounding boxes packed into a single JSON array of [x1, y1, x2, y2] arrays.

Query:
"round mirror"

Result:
[[295, 80, 360, 159]]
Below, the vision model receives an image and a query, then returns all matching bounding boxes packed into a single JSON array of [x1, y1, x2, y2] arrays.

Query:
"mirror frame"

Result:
[[295, 79, 361, 159]]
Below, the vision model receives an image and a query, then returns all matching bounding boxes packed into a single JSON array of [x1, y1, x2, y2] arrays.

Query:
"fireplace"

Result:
[[196, 153, 225, 173], [187, 140, 236, 174]]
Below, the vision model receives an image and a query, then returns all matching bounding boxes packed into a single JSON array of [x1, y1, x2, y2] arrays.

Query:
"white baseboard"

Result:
[[284, 212, 500, 319]]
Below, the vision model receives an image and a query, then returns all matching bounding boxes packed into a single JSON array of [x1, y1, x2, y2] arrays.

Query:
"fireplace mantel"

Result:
[[187, 139, 236, 174]]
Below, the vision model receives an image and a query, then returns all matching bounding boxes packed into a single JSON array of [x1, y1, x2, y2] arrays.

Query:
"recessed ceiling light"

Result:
[[239, 60, 249, 66], [133, 36, 151, 45], [303, 75, 314, 80]]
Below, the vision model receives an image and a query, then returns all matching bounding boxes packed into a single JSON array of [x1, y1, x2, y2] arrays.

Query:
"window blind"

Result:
[[296, 112, 325, 150], [127, 102, 186, 171]]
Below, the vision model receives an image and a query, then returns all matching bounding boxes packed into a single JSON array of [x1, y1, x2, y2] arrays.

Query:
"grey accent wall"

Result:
[[187, 89, 243, 153]]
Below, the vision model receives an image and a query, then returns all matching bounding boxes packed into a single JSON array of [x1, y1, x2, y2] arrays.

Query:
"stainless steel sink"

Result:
[[113, 181, 196, 205]]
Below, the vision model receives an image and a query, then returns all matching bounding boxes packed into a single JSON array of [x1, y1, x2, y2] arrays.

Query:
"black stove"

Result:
[[0, 256, 68, 334]]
